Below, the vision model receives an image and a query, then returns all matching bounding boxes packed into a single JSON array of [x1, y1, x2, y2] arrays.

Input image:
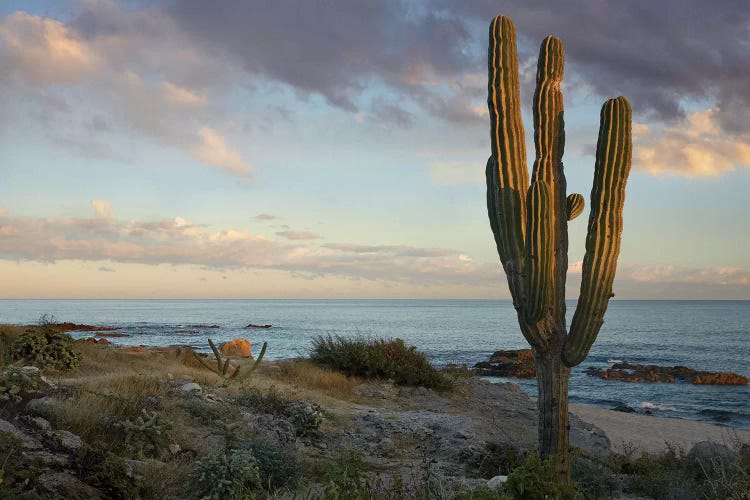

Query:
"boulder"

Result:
[[180, 382, 203, 396], [219, 338, 252, 358], [245, 323, 272, 329], [36, 471, 99, 499], [0, 418, 42, 449], [50, 429, 85, 454], [474, 349, 536, 378], [486, 475, 508, 490]]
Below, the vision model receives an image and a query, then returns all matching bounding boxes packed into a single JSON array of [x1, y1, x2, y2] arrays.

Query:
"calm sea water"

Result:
[[1, 299, 748, 429]]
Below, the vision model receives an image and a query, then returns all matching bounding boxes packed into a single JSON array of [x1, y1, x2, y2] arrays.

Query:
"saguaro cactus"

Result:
[[485, 15, 632, 482]]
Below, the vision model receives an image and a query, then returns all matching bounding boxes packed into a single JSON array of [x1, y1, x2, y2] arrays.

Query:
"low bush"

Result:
[[236, 440, 301, 492], [503, 453, 579, 500], [469, 441, 524, 479], [235, 387, 322, 438], [11, 323, 80, 371], [189, 448, 261, 499], [0, 431, 44, 499], [310, 335, 451, 390], [0, 367, 46, 406], [113, 409, 171, 459], [322, 448, 369, 498]]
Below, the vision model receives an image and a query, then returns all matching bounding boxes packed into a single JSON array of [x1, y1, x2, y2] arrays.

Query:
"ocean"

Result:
[[1, 299, 748, 429]]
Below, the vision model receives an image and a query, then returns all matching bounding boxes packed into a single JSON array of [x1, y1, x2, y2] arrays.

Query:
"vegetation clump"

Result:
[[310, 335, 451, 390], [10, 317, 80, 370], [235, 387, 323, 438], [113, 408, 172, 459], [189, 448, 261, 499]]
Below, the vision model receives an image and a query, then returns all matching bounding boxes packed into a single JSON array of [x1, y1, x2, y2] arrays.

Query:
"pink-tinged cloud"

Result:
[[0, 7, 252, 177], [0, 211, 491, 286], [634, 109, 750, 177]]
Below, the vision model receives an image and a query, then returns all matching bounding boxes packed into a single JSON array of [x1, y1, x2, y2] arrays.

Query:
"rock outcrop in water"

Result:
[[245, 323, 272, 329], [585, 361, 749, 385], [474, 349, 536, 378], [44, 323, 116, 333], [219, 338, 252, 358]]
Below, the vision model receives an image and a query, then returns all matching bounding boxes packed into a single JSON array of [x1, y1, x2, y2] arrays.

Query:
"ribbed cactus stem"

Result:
[[566, 193, 585, 221], [531, 35, 568, 331], [487, 15, 529, 307], [563, 97, 632, 367], [524, 181, 554, 322]]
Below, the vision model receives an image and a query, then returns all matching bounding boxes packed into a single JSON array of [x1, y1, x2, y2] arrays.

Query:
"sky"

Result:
[[0, 0, 749, 299]]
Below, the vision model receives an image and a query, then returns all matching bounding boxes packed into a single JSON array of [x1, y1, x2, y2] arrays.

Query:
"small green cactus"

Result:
[[485, 14, 632, 482], [194, 339, 267, 380]]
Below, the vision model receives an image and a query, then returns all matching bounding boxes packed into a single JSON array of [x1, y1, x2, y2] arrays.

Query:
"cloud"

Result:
[[0, 3, 251, 176], [168, 0, 483, 123], [253, 213, 279, 222], [192, 127, 253, 176], [0, 12, 100, 85], [276, 231, 320, 241], [0, 210, 493, 286], [634, 109, 750, 177], [448, 1, 750, 131], [91, 199, 115, 219], [162, 81, 205, 106]]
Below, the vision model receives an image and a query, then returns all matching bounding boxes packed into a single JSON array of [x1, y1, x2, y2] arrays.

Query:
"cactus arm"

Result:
[[486, 156, 526, 304], [245, 341, 267, 376], [192, 351, 215, 372], [563, 97, 632, 367], [487, 15, 529, 308], [566, 193, 585, 221], [530, 35, 568, 334], [524, 181, 554, 323]]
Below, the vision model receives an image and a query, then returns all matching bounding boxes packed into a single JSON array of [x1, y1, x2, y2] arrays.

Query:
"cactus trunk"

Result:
[[534, 349, 571, 482], [485, 14, 632, 484]]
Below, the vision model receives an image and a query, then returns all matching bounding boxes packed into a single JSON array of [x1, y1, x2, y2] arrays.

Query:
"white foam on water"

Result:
[[641, 402, 677, 412]]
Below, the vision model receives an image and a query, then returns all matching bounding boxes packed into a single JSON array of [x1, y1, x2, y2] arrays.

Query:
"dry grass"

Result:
[[272, 359, 362, 401]]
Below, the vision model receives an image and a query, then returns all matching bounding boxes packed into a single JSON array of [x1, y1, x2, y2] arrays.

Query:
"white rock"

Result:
[[180, 382, 203, 395], [486, 475, 508, 490]]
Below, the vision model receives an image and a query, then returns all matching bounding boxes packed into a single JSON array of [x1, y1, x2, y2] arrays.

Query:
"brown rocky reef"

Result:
[[44, 323, 117, 333], [474, 349, 536, 378], [585, 361, 749, 385]]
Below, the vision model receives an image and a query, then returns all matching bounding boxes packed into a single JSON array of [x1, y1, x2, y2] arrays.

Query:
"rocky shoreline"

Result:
[[474, 348, 749, 385]]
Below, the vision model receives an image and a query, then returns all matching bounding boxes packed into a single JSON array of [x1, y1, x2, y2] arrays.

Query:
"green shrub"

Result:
[[113, 409, 171, 459], [0, 431, 44, 499], [236, 441, 300, 492], [189, 448, 261, 499], [86, 452, 141, 499], [289, 401, 323, 438], [0, 367, 46, 405], [571, 454, 621, 499], [235, 387, 322, 437], [503, 453, 579, 500], [12, 326, 80, 371], [310, 335, 451, 390], [323, 449, 368, 498], [469, 441, 524, 479]]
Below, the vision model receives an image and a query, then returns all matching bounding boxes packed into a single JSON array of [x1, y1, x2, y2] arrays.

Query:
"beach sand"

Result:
[[571, 403, 750, 454]]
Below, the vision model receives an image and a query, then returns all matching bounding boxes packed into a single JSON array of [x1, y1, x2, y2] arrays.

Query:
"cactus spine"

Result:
[[485, 15, 632, 482]]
